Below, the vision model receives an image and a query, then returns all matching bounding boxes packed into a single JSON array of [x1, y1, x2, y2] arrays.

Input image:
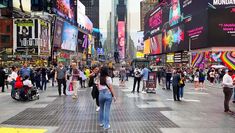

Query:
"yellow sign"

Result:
[[144, 39, 151, 54], [136, 52, 144, 58], [166, 53, 174, 63], [0, 127, 47, 133]]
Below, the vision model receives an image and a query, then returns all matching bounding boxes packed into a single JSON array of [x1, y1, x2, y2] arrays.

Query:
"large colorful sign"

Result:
[[61, 22, 78, 51], [208, 9, 235, 47], [118, 21, 125, 59], [14, 19, 39, 55], [150, 34, 162, 55], [53, 19, 63, 48], [54, 0, 75, 22], [39, 20, 51, 55]]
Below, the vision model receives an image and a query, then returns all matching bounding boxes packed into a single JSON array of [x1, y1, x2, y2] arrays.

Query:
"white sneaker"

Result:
[[142, 91, 146, 94], [99, 123, 104, 127], [104, 125, 111, 130], [96, 107, 100, 112]]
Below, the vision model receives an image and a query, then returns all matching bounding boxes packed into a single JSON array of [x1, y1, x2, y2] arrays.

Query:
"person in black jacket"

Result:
[[166, 68, 172, 90], [90, 65, 101, 112], [0, 67, 6, 92], [172, 69, 181, 101]]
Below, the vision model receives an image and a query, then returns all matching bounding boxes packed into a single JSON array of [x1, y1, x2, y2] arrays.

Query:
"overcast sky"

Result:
[[99, 0, 142, 46]]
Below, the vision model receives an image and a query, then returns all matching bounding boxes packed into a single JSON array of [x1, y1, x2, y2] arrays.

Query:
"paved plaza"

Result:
[[0, 78, 235, 133]]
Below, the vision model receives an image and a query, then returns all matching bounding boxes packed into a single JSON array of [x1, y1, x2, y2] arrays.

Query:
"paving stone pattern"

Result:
[[2, 87, 178, 133]]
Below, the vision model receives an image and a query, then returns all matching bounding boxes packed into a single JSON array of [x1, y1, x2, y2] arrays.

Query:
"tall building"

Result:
[[79, 0, 99, 29], [140, 0, 158, 31]]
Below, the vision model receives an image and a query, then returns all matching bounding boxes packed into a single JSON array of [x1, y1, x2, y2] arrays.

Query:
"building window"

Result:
[[6, 25, 10, 33], [1, 35, 10, 43]]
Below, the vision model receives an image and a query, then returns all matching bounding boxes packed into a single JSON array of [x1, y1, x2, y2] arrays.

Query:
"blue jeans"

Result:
[[179, 87, 184, 98], [99, 89, 112, 128], [41, 77, 47, 91], [233, 88, 235, 101]]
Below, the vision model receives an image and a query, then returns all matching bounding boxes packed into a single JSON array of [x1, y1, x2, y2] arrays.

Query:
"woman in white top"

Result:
[[8, 66, 18, 90], [98, 66, 116, 130]]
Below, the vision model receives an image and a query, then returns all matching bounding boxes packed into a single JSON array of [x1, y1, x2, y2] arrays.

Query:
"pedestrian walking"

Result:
[[165, 68, 172, 90], [90, 65, 100, 112], [194, 69, 199, 90], [222, 70, 235, 114], [7, 66, 18, 96], [119, 66, 126, 87], [232, 72, 235, 103], [156, 68, 162, 85], [98, 66, 116, 130], [19, 63, 31, 79], [132, 66, 142, 93], [41, 67, 48, 91], [50, 66, 56, 87], [199, 69, 206, 91], [172, 69, 181, 101], [35, 68, 41, 90], [55, 62, 67, 96], [141, 65, 150, 93], [209, 69, 215, 85], [179, 72, 186, 100], [0, 67, 6, 92], [71, 63, 80, 99]]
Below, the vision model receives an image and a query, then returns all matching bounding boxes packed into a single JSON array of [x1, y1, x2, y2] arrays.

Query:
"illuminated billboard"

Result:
[[54, 0, 75, 22], [118, 21, 125, 59], [61, 22, 78, 51], [150, 34, 162, 55]]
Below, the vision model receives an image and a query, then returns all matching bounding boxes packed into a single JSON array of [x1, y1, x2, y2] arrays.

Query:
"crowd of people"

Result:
[[0, 61, 235, 129]]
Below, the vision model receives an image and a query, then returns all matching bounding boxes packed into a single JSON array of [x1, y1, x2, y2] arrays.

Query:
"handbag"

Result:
[[68, 82, 73, 91]]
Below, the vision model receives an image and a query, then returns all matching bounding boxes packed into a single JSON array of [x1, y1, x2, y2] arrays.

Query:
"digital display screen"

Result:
[[162, 24, 185, 53], [118, 21, 125, 59], [53, 19, 63, 48], [149, 8, 162, 31], [54, 0, 75, 22], [61, 22, 78, 51], [150, 34, 162, 55], [208, 9, 235, 46]]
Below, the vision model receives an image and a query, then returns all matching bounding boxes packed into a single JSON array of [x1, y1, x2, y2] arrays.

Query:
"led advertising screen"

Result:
[[39, 20, 50, 55], [208, 9, 235, 47], [14, 19, 39, 55], [13, 0, 31, 12], [53, 19, 63, 48], [162, 24, 185, 53], [61, 22, 78, 51], [148, 7, 163, 35], [118, 21, 125, 59], [150, 34, 162, 55], [185, 10, 208, 50], [54, 0, 75, 22]]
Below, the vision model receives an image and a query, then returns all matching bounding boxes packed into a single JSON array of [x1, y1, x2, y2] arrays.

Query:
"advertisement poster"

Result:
[[163, 24, 185, 53], [144, 38, 151, 54], [118, 21, 125, 59], [13, 0, 31, 12], [39, 20, 50, 55], [53, 19, 63, 48], [14, 19, 38, 55], [61, 22, 78, 51], [169, 0, 183, 27], [208, 9, 235, 47], [54, 0, 75, 22], [146, 72, 157, 88], [150, 34, 162, 55]]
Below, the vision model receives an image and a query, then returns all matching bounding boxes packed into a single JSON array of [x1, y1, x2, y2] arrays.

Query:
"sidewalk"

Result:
[[0, 78, 234, 133]]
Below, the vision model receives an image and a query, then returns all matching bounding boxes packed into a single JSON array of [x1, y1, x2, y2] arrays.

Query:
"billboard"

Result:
[[13, 0, 31, 12], [39, 20, 50, 55], [14, 19, 39, 55], [53, 19, 63, 48], [118, 21, 125, 59], [162, 24, 185, 53], [150, 34, 162, 55], [61, 22, 78, 51], [54, 0, 75, 22], [208, 9, 235, 47]]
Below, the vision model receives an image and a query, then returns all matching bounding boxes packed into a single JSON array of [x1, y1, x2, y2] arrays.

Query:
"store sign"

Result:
[[174, 52, 182, 63], [166, 53, 174, 63]]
